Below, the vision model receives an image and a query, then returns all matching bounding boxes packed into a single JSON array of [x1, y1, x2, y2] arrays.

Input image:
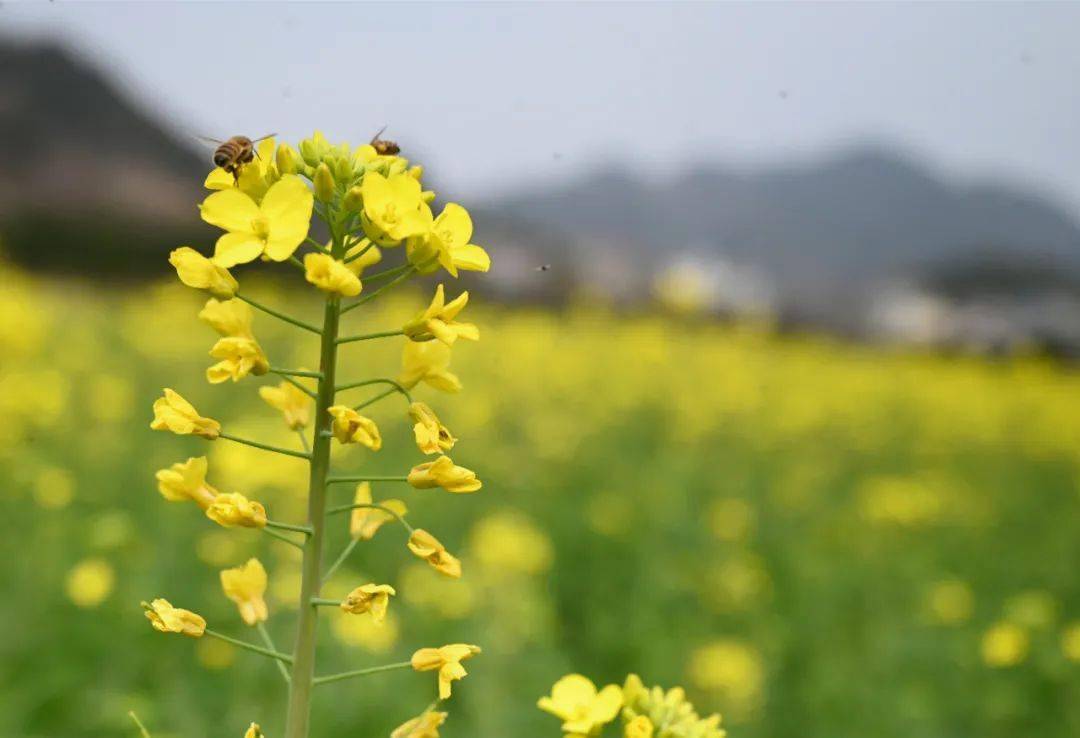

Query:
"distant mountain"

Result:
[[489, 149, 1080, 291], [0, 41, 207, 273], [3, 38, 1080, 311]]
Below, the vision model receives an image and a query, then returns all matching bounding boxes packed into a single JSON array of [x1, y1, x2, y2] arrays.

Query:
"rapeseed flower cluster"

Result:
[[141, 131, 490, 738]]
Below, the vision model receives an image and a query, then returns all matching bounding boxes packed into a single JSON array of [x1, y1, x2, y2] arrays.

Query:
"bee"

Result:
[[198, 133, 276, 181], [370, 126, 400, 156]]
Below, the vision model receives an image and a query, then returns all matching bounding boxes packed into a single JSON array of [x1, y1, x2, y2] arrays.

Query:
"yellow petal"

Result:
[[200, 188, 261, 232], [213, 232, 264, 268]]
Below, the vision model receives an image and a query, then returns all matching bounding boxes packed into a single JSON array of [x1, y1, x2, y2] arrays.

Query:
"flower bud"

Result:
[[421, 190, 436, 205], [276, 143, 299, 175], [343, 185, 363, 213], [314, 163, 335, 202], [407, 165, 424, 181], [388, 158, 409, 176]]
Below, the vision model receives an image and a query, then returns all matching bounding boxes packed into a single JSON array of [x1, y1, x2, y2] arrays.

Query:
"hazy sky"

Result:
[[4, 2, 1080, 212]]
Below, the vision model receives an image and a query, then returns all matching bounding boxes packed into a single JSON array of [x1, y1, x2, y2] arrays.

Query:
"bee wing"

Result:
[[370, 125, 388, 143], [194, 134, 225, 146], [251, 133, 278, 143]]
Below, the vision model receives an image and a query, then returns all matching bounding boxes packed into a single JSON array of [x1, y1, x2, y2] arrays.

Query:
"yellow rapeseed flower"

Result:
[[304, 253, 362, 297], [169, 247, 238, 298], [259, 380, 312, 429], [206, 492, 268, 529], [981, 621, 1029, 667], [142, 598, 206, 637], [198, 298, 253, 338], [406, 203, 490, 277], [206, 336, 269, 383], [328, 405, 382, 449], [399, 341, 462, 393], [403, 285, 479, 346], [407, 455, 481, 494], [155, 456, 218, 509], [65, 558, 115, 609], [201, 174, 314, 267], [243, 723, 265, 738], [360, 171, 432, 245], [340, 583, 396, 622], [349, 482, 407, 540], [408, 529, 462, 578], [625, 716, 654, 738], [408, 401, 457, 455], [220, 558, 269, 626], [150, 389, 221, 439], [391, 710, 448, 738], [411, 643, 481, 699], [537, 674, 623, 737]]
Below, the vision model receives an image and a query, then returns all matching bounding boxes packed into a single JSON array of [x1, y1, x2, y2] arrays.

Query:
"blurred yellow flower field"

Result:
[[4, 256, 1080, 737]]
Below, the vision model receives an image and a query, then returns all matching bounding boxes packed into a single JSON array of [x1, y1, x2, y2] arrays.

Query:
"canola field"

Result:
[[4, 260, 1080, 738]]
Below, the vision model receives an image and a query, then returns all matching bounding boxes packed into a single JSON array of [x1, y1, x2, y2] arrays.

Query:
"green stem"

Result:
[[263, 527, 305, 550], [204, 628, 293, 663], [257, 622, 292, 684], [305, 236, 332, 254], [335, 378, 412, 399], [310, 597, 342, 607], [296, 428, 312, 454], [354, 387, 402, 412], [265, 520, 313, 535], [128, 711, 152, 738], [283, 224, 343, 738], [321, 538, 359, 584], [326, 503, 414, 534], [237, 293, 321, 335], [312, 661, 413, 687], [270, 367, 324, 379], [219, 432, 312, 460], [325, 475, 408, 485], [339, 266, 417, 315], [343, 239, 374, 264], [289, 256, 306, 271], [336, 329, 404, 345]]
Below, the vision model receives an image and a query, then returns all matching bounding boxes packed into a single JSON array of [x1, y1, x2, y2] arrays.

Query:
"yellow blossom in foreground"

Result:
[[621, 674, 724, 738], [243, 723, 265, 738], [344, 241, 383, 275], [408, 529, 462, 578], [199, 298, 253, 338], [155, 456, 218, 509], [259, 380, 312, 429], [142, 598, 206, 637], [206, 492, 268, 529], [304, 253, 363, 297], [207, 337, 270, 383], [340, 583, 396, 622], [625, 716, 654, 738], [201, 174, 314, 267], [399, 341, 461, 393], [408, 455, 481, 494], [981, 622, 1029, 667], [169, 247, 238, 298], [349, 482, 407, 540], [65, 558, 115, 609], [406, 203, 490, 277], [537, 674, 623, 737], [150, 389, 220, 439], [391, 710, 447, 738], [1062, 622, 1080, 662], [328, 405, 382, 449], [360, 171, 432, 245], [411, 643, 482, 699], [409, 401, 457, 455], [220, 558, 269, 626], [403, 285, 479, 346]]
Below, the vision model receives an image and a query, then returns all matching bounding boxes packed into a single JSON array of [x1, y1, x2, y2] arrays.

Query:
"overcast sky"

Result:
[[4, 2, 1080, 213]]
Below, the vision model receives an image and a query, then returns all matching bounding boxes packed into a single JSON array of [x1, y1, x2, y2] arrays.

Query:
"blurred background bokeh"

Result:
[[3, 3, 1080, 737]]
